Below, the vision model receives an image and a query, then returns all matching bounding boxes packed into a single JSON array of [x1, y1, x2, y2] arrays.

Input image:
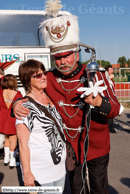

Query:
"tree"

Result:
[[83, 60, 90, 65], [117, 56, 127, 67], [97, 60, 111, 67], [83, 60, 111, 68], [127, 59, 130, 67]]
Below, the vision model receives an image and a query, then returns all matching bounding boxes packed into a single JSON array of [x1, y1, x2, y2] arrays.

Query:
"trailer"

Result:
[[0, 10, 71, 95]]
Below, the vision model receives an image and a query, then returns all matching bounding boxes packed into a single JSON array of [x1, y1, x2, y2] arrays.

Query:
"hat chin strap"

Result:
[[54, 51, 78, 73]]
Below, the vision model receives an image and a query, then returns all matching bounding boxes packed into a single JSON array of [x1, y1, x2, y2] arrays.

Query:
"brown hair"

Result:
[[105, 65, 112, 71], [0, 67, 4, 76], [1, 74, 17, 90], [19, 59, 45, 92]]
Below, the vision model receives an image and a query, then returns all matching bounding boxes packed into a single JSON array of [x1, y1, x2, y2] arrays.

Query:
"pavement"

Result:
[[0, 109, 130, 194], [108, 109, 130, 194]]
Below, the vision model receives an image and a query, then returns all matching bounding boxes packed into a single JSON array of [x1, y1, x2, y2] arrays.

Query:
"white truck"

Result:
[[0, 10, 95, 95], [0, 10, 70, 95]]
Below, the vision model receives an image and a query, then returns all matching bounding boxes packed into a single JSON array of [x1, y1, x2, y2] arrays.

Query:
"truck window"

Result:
[[0, 14, 47, 46]]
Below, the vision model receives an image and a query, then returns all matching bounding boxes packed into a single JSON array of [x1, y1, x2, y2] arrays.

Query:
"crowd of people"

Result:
[[0, 0, 122, 194]]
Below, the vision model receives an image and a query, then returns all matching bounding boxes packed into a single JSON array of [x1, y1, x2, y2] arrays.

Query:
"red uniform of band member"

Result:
[[45, 62, 120, 194]]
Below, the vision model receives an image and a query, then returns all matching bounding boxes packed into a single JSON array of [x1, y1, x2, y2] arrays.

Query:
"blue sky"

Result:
[[0, 0, 129, 64]]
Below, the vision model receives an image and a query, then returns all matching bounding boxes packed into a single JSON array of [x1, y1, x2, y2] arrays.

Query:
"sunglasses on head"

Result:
[[32, 71, 48, 79]]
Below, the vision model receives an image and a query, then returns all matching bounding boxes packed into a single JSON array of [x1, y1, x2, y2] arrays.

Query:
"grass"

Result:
[[120, 102, 130, 109], [113, 77, 128, 82]]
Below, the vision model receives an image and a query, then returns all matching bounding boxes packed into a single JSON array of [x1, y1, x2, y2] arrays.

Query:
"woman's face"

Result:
[[30, 69, 47, 91]]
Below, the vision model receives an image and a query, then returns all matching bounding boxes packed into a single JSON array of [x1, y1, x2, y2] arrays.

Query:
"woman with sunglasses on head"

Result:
[[16, 59, 66, 191]]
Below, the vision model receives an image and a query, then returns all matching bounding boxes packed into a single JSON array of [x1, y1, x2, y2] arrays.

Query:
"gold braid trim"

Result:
[[51, 44, 78, 53], [48, 24, 68, 43]]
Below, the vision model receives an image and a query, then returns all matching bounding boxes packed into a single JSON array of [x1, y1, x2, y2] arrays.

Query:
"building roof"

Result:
[[112, 64, 120, 68]]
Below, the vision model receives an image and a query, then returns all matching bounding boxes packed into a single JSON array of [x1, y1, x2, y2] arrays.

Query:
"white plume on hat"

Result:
[[44, 0, 63, 18], [40, 0, 80, 55]]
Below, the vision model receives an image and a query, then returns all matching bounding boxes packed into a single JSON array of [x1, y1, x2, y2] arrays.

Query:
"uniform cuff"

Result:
[[98, 96, 111, 116]]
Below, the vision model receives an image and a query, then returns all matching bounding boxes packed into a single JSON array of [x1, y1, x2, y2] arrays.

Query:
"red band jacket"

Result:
[[45, 63, 120, 163]]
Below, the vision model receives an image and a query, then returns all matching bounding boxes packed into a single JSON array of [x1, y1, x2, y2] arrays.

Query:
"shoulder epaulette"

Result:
[[99, 67, 105, 72]]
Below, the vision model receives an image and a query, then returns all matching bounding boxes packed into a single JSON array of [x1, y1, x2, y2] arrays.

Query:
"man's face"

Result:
[[54, 52, 79, 76], [108, 67, 113, 75]]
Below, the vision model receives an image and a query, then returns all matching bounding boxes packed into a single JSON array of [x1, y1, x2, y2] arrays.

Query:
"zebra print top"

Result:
[[16, 97, 66, 184]]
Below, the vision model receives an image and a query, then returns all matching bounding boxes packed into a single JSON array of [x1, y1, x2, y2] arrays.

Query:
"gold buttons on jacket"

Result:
[[100, 111, 107, 116]]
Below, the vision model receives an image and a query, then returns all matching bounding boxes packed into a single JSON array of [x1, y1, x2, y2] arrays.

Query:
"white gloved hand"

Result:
[[119, 104, 124, 115], [77, 80, 107, 98]]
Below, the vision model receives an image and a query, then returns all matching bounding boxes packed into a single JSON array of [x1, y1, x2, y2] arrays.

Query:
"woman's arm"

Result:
[[16, 123, 35, 186], [12, 98, 30, 120]]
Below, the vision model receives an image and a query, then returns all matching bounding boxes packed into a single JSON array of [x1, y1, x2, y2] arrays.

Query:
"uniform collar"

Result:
[[58, 62, 82, 79]]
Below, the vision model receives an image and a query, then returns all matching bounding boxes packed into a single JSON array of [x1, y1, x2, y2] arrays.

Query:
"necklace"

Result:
[[31, 92, 51, 107]]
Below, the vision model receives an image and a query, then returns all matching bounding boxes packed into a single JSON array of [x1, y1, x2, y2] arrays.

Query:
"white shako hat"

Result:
[[40, 0, 80, 56]]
